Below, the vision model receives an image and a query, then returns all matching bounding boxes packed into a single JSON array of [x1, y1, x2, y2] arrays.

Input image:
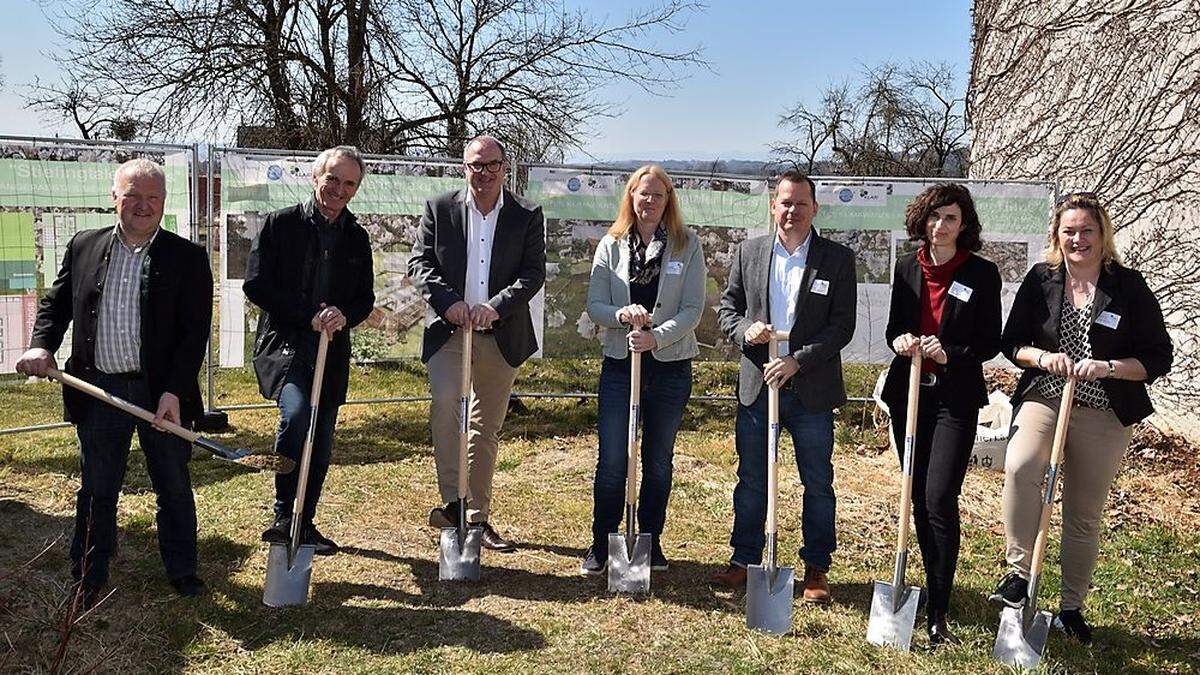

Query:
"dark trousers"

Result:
[[71, 373, 197, 588], [591, 356, 692, 551], [273, 362, 340, 526], [889, 386, 977, 620], [731, 387, 836, 570]]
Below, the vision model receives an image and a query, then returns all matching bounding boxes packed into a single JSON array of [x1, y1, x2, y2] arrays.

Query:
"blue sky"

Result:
[[0, 0, 972, 161]]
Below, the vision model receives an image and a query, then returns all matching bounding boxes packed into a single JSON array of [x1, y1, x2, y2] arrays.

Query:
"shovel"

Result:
[[867, 352, 923, 650], [746, 330, 795, 635], [263, 330, 331, 607], [439, 326, 483, 581], [46, 367, 293, 474], [993, 376, 1077, 669], [608, 343, 652, 593]]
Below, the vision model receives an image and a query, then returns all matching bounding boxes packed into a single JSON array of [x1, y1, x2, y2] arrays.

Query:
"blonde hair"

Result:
[[1044, 193, 1121, 269], [607, 164, 688, 252]]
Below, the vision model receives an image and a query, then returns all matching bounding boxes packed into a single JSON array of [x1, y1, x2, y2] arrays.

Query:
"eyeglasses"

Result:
[[465, 160, 505, 174], [1055, 191, 1099, 206]]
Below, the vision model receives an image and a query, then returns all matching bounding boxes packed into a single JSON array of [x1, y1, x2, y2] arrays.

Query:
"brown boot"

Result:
[[710, 563, 748, 590], [801, 565, 831, 604]]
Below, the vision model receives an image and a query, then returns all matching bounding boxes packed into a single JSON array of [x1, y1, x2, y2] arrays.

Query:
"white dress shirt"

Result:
[[464, 189, 504, 307], [769, 230, 811, 332]]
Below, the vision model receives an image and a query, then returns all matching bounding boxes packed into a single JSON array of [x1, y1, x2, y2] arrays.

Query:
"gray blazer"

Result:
[[717, 231, 858, 409], [586, 230, 707, 361], [407, 188, 546, 366]]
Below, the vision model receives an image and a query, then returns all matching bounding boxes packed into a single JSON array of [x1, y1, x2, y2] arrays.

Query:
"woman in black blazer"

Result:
[[882, 183, 1002, 646], [990, 192, 1172, 644]]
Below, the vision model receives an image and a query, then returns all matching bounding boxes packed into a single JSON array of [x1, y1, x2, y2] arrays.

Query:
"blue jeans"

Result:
[[273, 362, 340, 526], [730, 387, 836, 570], [592, 356, 692, 551], [71, 373, 197, 588]]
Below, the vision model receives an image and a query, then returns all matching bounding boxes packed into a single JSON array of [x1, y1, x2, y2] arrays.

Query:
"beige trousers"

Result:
[[1002, 394, 1132, 610], [428, 330, 518, 523]]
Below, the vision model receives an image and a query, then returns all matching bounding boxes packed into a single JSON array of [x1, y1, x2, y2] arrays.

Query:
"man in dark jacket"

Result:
[[712, 171, 857, 602], [244, 146, 375, 555], [407, 135, 545, 552], [17, 159, 213, 608]]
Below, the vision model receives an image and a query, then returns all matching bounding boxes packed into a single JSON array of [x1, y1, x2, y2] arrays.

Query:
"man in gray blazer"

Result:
[[712, 170, 857, 602], [407, 135, 546, 552]]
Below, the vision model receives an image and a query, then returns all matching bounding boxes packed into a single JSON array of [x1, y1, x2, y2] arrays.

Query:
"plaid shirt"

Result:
[[95, 227, 158, 374]]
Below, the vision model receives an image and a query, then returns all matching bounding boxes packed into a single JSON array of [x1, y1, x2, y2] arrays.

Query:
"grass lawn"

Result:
[[1, 360, 1197, 673]]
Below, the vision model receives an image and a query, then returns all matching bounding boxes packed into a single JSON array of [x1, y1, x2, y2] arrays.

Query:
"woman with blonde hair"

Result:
[[580, 165, 708, 574], [990, 192, 1173, 644]]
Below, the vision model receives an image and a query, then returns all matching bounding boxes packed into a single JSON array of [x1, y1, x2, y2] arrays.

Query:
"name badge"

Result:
[[665, 261, 684, 275], [1096, 310, 1121, 329], [948, 281, 973, 302], [811, 279, 830, 296]]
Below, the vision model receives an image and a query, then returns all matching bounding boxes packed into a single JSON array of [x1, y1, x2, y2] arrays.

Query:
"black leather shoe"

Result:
[[928, 618, 961, 649], [989, 571, 1028, 608], [169, 574, 206, 598], [650, 540, 669, 572], [428, 503, 461, 528], [477, 521, 516, 552], [304, 525, 339, 555], [261, 517, 290, 545], [1054, 608, 1093, 645]]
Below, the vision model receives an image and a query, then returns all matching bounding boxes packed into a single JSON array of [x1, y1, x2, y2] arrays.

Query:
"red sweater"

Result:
[[917, 246, 970, 372]]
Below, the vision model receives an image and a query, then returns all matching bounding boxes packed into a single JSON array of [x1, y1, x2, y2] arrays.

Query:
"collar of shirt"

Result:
[[465, 187, 505, 219], [304, 196, 346, 228], [112, 224, 160, 256], [772, 229, 812, 264]]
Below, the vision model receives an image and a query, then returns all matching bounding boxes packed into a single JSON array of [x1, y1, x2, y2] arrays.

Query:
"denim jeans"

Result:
[[71, 372, 197, 588], [730, 386, 836, 569], [273, 362, 340, 526], [591, 356, 692, 551]]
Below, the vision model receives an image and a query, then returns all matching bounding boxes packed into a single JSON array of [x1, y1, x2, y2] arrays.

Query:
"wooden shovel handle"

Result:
[[290, 330, 331, 552], [624, 347, 642, 507], [1028, 377, 1076, 578], [47, 367, 200, 443], [457, 327, 473, 499], [894, 353, 922, 556], [764, 331, 790, 538]]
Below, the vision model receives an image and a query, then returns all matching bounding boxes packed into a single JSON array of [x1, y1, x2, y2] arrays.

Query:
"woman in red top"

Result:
[[881, 183, 1003, 647]]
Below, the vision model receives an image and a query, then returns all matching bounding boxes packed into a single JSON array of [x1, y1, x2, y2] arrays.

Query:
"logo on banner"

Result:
[[567, 177, 582, 192], [266, 165, 283, 181], [838, 188, 853, 203]]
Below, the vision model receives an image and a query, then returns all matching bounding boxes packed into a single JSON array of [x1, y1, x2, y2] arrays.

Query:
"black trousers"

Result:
[[71, 373, 197, 588], [889, 385, 977, 620]]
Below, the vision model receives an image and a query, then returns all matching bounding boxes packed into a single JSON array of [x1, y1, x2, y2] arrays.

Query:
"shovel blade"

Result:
[[993, 605, 1052, 669], [438, 526, 482, 581], [866, 581, 922, 650], [607, 532, 651, 593], [746, 564, 794, 635], [262, 542, 316, 607]]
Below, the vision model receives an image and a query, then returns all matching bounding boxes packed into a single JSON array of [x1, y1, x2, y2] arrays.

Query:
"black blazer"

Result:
[[407, 188, 546, 366], [717, 231, 858, 409], [243, 203, 376, 406], [29, 226, 213, 425], [1002, 262, 1173, 426], [881, 251, 1003, 414]]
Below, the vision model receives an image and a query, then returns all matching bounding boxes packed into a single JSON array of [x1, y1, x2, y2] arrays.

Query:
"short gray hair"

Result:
[[112, 158, 166, 192], [464, 135, 507, 160], [313, 145, 367, 180]]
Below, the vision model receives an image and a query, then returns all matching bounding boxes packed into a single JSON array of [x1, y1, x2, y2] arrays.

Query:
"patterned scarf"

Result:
[[628, 225, 668, 285]]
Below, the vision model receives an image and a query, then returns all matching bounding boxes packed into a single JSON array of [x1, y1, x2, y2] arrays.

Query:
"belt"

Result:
[[475, 328, 495, 335], [919, 372, 938, 387], [102, 370, 143, 380]]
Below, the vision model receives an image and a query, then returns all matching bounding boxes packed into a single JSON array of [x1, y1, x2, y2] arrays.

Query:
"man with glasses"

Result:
[[408, 135, 546, 552], [246, 145, 376, 556]]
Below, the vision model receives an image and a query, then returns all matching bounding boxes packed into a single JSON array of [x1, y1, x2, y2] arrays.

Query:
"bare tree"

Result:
[[771, 61, 969, 177], [970, 0, 1200, 433], [25, 75, 145, 141], [33, 0, 706, 159]]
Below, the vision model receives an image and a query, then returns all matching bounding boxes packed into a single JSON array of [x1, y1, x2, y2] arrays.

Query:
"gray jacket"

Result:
[[586, 229, 707, 361], [717, 231, 858, 408]]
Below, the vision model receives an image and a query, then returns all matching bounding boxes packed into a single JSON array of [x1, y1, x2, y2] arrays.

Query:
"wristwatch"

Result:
[[1106, 359, 1116, 378]]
